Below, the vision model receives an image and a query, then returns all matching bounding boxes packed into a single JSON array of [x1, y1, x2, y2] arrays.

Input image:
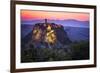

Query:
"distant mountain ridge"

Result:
[[21, 19, 89, 28]]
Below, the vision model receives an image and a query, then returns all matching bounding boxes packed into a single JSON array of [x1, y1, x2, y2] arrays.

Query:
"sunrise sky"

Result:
[[21, 10, 89, 21]]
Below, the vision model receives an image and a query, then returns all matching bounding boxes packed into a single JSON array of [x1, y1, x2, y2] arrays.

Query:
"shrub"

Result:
[[70, 41, 89, 60]]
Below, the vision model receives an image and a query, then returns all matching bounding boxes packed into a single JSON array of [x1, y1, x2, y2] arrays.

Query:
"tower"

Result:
[[45, 19, 47, 24]]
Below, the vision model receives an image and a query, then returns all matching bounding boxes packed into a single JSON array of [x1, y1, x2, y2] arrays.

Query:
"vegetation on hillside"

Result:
[[21, 40, 89, 63]]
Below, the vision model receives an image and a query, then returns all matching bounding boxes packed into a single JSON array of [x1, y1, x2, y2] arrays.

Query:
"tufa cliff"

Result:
[[22, 19, 71, 49]]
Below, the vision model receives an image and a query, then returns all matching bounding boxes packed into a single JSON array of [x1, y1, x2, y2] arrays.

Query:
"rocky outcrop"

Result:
[[22, 19, 71, 49]]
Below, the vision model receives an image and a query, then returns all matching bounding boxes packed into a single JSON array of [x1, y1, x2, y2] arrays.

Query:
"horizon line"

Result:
[[21, 19, 89, 22]]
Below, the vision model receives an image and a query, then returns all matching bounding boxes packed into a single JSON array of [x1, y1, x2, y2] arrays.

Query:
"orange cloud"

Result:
[[21, 10, 89, 21]]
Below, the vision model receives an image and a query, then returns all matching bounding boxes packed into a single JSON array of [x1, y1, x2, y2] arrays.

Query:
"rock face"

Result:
[[22, 19, 71, 49]]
